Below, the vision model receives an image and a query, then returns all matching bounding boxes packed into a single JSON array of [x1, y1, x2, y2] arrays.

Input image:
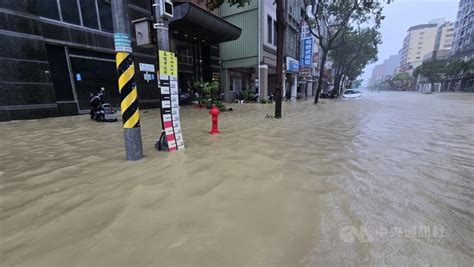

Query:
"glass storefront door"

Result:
[[70, 55, 119, 111]]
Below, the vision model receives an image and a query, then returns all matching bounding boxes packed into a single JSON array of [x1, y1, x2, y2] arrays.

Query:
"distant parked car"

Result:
[[342, 89, 362, 99], [320, 90, 338, 99]]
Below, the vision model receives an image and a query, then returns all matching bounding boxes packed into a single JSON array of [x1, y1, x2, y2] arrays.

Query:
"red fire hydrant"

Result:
[[209, 105, 220, 134]]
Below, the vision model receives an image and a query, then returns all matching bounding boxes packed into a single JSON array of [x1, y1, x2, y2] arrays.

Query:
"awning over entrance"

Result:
[[169, 3, 241, 45]]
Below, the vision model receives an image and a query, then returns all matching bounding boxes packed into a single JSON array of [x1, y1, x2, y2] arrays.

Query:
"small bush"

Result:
[[241, 89, 256, 102]]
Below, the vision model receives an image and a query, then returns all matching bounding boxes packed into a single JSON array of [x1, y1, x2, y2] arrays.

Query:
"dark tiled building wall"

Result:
[[0, 0, 158, 121], [0, 0, 57, 121]]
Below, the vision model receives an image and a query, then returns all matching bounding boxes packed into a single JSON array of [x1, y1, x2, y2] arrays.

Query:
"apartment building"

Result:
[[398, 23, 438, 72], [367, 54, 399, 86], [435, 22, 455, 51], [452, 0, 474, 59], [424, 21, 455, 61]]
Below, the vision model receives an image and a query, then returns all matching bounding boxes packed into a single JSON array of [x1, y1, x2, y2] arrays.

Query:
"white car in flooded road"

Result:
[[342, 89, 362, 99]]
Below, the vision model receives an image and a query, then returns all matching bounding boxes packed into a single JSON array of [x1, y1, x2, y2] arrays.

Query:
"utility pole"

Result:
[[153, 0, 170, 141], [152, 0, 170, 51], [275, 0, 286, 118], [151, 0, 183, 151], [111, 0, 144, 160]]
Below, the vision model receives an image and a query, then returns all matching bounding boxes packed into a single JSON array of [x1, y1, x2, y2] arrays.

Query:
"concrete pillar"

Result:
[[259, 65, 268, 99], [291, 74, 297, 102], [307, 81, 313, 97], [223, 69, 230, 102], [301, 83, 306, 99]]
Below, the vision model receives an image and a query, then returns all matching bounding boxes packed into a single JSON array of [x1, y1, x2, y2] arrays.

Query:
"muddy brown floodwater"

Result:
[[1, 92, 473, 266]]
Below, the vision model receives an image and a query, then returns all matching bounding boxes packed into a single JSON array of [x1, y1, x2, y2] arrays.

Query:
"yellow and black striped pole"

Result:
[[116, 52, 140, 128], [112, 0, 143, 160]]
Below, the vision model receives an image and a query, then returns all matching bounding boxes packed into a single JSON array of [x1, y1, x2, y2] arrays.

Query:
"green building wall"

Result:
[[219, 1, 259, 69]]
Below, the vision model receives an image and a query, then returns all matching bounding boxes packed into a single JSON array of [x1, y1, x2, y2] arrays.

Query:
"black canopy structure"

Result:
[[169, 3, 242, 45]]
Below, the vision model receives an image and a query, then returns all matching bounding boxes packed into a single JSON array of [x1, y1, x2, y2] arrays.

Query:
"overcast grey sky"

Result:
[[361, 0, 459, 85]]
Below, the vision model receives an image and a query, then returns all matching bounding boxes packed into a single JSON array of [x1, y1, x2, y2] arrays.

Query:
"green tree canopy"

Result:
[[304, 0, 387, 103], [331, 27, 380, 94], [414, 59, 449, 86]]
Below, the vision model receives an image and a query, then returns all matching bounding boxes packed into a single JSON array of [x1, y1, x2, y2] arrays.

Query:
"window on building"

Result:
[[231, 78, 241, 92], [273, 20, 277, 46], [416, 56, 421, 59], [59, 0, 81, 25], [177, 44, 193, 65], [267, 15, 272, 44], [80, 0, 99, 29], [97, 0, 113, 32], [37, 0, 60, 20]]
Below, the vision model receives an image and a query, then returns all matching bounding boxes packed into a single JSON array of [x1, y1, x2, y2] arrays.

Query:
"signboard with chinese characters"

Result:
[[286, 57, 299, 73], [159, 50, 178, 77], [159, 50, 184, 151], [300, 22, 313, 68], [299, 67, 311, 77]]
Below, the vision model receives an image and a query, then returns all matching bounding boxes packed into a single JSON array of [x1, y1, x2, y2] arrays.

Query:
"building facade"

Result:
[[452, 0, 474, 59], [421, 21, 454, 61], [285, 0, 303, 100], [0, 0, 240, 121], [369, 64, 385, 86], [219, 0, 304, 102], [383, 54, 401, 77], [435, 21, 455, 51], [219, 1, 259, 102], [398, 23, 438, 73], [369, 54, 401, 85]]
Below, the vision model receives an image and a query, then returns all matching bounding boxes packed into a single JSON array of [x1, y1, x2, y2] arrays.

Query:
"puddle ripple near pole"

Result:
[[0, 92, 473, 266]]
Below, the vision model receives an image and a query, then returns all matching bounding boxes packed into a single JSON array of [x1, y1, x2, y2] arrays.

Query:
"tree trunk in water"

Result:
[[333, 71, 342, 96], [460, 78, 467, 91], [333, 79, 340, 96], [314, 52, 327, 104], [274, 0, 285, 118], [338, 74, 345, 96]]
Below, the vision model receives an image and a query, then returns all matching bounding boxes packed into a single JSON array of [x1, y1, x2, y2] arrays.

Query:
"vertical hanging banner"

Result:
[[300, 21, 313, 68], [159, 50, 184, 151]]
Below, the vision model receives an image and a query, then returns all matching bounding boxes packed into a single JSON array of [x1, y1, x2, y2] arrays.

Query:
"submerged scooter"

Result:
[[89, 88, 118, 122]]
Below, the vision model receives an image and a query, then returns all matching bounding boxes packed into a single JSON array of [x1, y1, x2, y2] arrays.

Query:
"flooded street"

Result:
[[1, 92, 473, 266]]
